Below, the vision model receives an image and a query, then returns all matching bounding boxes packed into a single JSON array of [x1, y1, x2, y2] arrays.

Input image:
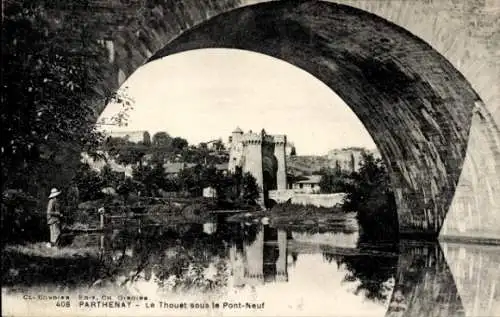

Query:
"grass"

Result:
[[3, 243, 98, 259], [2, 242, 102, 288]]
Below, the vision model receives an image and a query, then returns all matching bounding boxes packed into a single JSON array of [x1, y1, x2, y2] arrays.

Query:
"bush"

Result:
[[241, 172, 260, 204], [341, 153, 399, 241], [271, 202, 342, 216], [1, 190, 46, 244], [74, 163, 105, 202], [319, 168, 350, 193]]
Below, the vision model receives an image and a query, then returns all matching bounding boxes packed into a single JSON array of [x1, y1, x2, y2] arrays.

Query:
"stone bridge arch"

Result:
[[33, 0, 498, 239], [144, 1, 495, 239]]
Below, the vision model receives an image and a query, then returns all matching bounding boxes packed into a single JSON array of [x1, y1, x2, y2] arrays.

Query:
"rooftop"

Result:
[[163, 162, 228, 174], [294, 175, 322, 184], [163, 162, 194, 174]]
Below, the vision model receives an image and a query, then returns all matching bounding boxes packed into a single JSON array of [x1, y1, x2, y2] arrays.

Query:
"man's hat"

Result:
[[48, 188, 61, 199]]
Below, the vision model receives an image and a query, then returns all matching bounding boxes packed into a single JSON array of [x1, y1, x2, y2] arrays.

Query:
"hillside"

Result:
[[287, 155, 334, 176], [287, 148, 379, 176]]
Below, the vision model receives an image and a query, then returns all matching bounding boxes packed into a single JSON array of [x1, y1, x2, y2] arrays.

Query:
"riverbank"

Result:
[[72, 199, 348, 229], [225, 202, 356, 230], [2, 243, 101, 288]]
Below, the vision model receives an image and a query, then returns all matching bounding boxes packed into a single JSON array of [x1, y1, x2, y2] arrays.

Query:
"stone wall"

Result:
[[269, 190, 345, 208]]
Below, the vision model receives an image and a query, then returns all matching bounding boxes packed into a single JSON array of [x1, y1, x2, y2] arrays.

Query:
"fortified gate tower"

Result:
[[228, 127, 287, 207]]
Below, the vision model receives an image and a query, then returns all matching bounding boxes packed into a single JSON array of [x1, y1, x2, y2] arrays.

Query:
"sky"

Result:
[[98, 48, 376, 156]]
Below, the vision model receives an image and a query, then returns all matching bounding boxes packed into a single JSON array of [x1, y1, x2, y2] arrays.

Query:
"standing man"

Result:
[[46, 188, 63, 248]]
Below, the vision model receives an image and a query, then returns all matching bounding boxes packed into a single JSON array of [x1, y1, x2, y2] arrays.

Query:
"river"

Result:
[[2, 218, 500, 317]]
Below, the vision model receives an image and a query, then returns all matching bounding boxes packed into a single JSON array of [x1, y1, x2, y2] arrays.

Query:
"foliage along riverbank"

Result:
[[226, 202, 356, 230], [70, 198, 347, 231], [2, 148, 397, 246], [2, 243, 102, 288]]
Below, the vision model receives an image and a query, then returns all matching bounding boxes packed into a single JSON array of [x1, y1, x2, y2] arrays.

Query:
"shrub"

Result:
[[341, 152, 399, 241], [241, 172, 260, 204], [1, 190, 46, 243]]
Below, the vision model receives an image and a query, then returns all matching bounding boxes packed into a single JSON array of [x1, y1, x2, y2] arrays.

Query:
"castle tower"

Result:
[[227, 127, 288, 209], [242, 131, 265, 207], [244, 227, 264, 285], [228, 127, 244, 172], [275, 229, 288, 282], [229, 244, 245, 287], [273, 135, 287, 190]]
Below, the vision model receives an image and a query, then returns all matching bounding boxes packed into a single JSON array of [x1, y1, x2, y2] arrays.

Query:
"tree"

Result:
[[1, 189, 45, 243], [171, 137, 188, 153], [131, 163, 168, 197], [147, 164, 168, 195], [132, 165, 152, 195], [177, 165, 203, 197], [116, 177, 136, 203], [290, 146, 297, 156], [143, 132, 151, 146], [323, 250, 397, 303], [152, 132, 171, 147], [319, 167, 348, 193], [233, 166, 243, 198], [240, 172, 260, 204], [97, 87, 134, 128], [213, 139, 225, 151], [149, 133, 187, 163], [105, 137, 147, 166], [73, 163, 105, 202], [200, 166, 220, 188], [101, 165, 126, 189], [216, 174, 237, 201], [1, 2, 127, 207], [341, 152, 398, 240]]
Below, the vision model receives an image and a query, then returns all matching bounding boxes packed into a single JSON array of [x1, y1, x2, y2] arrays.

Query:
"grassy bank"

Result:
[[226, 202, 354, 228], [270, 202, 345, 222], [2, 243, 101, 288], [72, 197, 242, 228]]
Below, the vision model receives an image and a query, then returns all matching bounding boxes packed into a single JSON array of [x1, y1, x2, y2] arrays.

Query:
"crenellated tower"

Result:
[[227, 127, 288, 209], [242, 131, 265, 206], [228, 127, 244, 173]]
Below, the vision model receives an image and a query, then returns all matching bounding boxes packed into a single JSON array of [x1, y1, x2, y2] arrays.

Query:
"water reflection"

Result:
[[3, 221, 500, 316], [441, 242, 500, 317], [323, 245, 397, 303], [93, 224, 472, 315], [385, 242, 465, 317], [230, 225, 289, 286]]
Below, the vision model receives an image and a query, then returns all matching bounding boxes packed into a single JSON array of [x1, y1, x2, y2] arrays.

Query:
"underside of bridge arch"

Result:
[[146, 1, 481, 238]]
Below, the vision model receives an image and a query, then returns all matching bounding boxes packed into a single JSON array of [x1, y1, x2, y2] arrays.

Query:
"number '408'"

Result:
[[56, 301, 70, 307]]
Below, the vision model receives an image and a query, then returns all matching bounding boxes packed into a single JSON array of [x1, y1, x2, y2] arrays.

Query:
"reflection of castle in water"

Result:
[[230, 225, 289, 286], [93, 223, 499, 316]]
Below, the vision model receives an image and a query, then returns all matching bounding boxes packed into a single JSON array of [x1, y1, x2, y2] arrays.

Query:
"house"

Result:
[[203, 186, 217, 198], [327, 147, 381, 173], [291, 175, 322, 193], [215, 163, 228, 174], [106, 130, 150, 143], [163, 162, 196, 177], [163, 162, 228, 178]]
